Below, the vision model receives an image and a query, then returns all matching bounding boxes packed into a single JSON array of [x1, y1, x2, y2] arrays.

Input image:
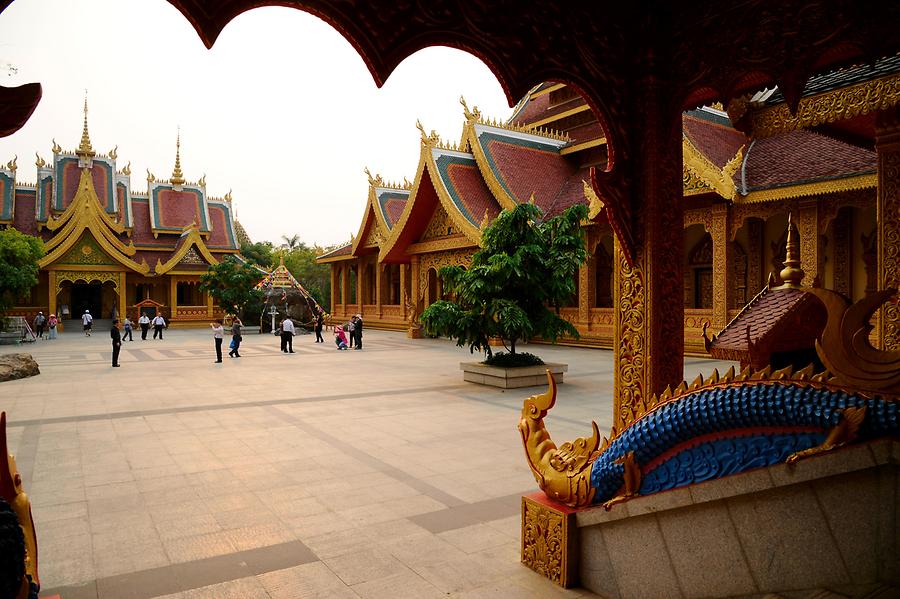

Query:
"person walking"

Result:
[[152, 313, 166, 339], [211, 319, 224, 363], [82, 310, 93, 336], [122, 317, 134, 341], [139, 313, 150, 340], [353, 314, 363, 350], [314, 312, 324, 343], [229, 317, 243, 357], [110, 319, 122, 367], [47, 314, 58, 340], [280, 318, 295, 353], [33, 312, 45, 339]]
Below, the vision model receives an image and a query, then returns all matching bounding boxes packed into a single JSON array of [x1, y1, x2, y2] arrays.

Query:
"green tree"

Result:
[[281, 234, 301, 250], [240, 240, 274, 268], [420, 202, 588, 357], [199, 256, 265, 317], [0, 228, 44, 316]]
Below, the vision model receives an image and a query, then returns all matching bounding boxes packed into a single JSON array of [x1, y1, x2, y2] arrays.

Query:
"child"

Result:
[[335, 325, 349, 350]]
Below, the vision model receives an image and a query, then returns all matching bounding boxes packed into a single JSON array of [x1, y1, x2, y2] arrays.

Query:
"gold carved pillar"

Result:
[[206, 289, 214, 318], [355, 262, 362, 310], [612, 79, 684, 431], [340, 264, 348, 311], [798, 199, 820, 287], [577, 263, 590, 326], [168, 277, 177, 318], [876, 107, 900, 350], [400, 263, 408, 320], [118, 272, 127, 321], [410, 256, 420, 310], [330, 266, 337, 314], [48, 270, 57, 318], [711, 204, 730, 330], [376, 261, 383, 318]]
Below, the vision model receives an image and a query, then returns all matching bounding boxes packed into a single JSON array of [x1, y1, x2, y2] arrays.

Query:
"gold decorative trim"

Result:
[[460, 96, 570, 143], [559, 138, 607, 155], [682, 135, 741, 199], [406, 234, 474, 255], [521, 495, 574, 587], [153, 226, 219, 275], [749, 73, 900, 138], [739, 173, 877, 203], [39, 169, 149, 274], [526, 104, 591, 129], [528, 82, 566, 99], [54, 270, 120, 294], [464, 120, 519, 211]]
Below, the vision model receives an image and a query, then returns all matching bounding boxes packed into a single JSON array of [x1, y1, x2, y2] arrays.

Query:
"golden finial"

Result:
[[51, 139, 61, 154], [6, 155, 16, 171], [170, 128, 185, 186], [479, 209, 490, 230], [146, 169, 155, 183], [779, 213, 805, 287], [416, 119, 427, 143], [364, 167, 384, 187], [109, 145, 117, 160], [198, 174, 206, 187], [460, 95, 481, 122], [528, 192, 536, 205], [76, 93, 95, 159], [35, 153, 45, 168], [403, 176, 411, 189], [122, 161, 131, 176], [224, 189, 232, 201]]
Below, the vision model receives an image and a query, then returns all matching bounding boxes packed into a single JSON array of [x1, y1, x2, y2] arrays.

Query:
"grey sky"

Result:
[[0, 0, 511, 247]]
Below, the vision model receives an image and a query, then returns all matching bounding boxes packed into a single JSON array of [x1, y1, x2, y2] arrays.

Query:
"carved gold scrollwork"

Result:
[[417, 250, 471, 297], [54, 270, 120, 294], [521, 497, 569, 586]]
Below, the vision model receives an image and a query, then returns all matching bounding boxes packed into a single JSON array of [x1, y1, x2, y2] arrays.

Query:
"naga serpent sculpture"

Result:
[[519, 286, 900, 509]]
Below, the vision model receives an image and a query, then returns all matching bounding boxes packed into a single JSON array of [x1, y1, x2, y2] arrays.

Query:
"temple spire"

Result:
[[76, 93, 95, 159], [779, 213, 805, 287], [171, 128, 185, 186]]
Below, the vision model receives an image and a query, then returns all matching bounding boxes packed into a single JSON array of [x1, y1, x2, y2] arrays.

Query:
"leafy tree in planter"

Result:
[[0, 228, 44, 316], [199, 256, 265, 317], [420, 202, 588, 360]]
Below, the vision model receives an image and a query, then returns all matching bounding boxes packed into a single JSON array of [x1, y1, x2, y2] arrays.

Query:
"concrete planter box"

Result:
[[460, 362, 567, 388]]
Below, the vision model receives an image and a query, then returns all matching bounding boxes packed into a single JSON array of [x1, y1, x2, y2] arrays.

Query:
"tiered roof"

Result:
[[1, 100, 241, 275]]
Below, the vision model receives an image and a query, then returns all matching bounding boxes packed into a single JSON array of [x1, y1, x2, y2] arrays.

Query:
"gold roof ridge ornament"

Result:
[[779, 213, 805, 287], [459, 95, 481, 122], [76, 93, 95, 160], [416, 120, 441, 147], [364, 166, 384, 188], [6, 155, 16, 172], [35, 153, 45, 168], [51, 139, 61, 154], [122, 161, 131, 176], [170, 128, 185, 186], [463, 96, 570, 143], [109, 145, 117, 160]]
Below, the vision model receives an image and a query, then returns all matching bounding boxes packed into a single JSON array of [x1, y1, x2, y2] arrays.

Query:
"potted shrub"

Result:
[[420, 202, 587, 388]]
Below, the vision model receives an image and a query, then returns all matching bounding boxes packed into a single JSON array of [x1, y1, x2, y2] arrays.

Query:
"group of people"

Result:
[[334, 314, 363, 350], [106, 312, 173, 367], [32, 312, 58, 339], [210, 317, 243, 363]]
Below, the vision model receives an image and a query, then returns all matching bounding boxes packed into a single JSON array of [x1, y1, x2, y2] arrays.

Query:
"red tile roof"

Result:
[[712, 287, 810, 351], [743, 129, 876, 191], [13, 190, 38, 236], [509, 92, 550, 125], [444, 161, 501, 225], [130, 199, 172, 246], [683, 114, 748, 169]]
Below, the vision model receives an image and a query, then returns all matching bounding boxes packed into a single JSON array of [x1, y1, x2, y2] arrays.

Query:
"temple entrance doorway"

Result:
[[71, 283, 102, 317]]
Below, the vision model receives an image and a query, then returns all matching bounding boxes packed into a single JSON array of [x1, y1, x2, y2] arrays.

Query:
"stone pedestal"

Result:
[[406, 325, 422, 339], [460, 362, 567, 388], [520, 439, 900, 598]]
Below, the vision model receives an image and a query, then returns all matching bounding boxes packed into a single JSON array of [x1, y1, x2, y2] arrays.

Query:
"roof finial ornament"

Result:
[[171, 127, 185, 186], [122, 161, 131, 176], [147, 169, 156, 183], [198, 174, 206, 188], [52, 139, 61, 154], [364, 167, 383, 187], [779, 213, 805, 287], [416, 120, 440, 146], [35, 152, 45, 168], [109, 145, 117, 160], [76, 92, 95, 159], [460, 95, 480, 122], [6, 155, 16, 171], [224, 189, 232, 202]]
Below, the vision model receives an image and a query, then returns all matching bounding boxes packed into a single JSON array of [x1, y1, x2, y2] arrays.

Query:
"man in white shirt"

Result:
[[138, 313, 150, 340], [82, 310, 93, 336], [280, 318, 295, 353], [152, 314, 166, 340]]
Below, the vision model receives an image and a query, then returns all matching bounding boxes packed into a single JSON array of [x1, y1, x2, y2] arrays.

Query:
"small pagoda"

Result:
[[255, 256, 324, 329], [704, 215, 827, 372]]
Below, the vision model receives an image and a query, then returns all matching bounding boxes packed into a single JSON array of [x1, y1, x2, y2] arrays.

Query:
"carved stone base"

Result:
[[460, 362, 567, 388], [522, 493, 578, 588], [406, 325, 423, 339]]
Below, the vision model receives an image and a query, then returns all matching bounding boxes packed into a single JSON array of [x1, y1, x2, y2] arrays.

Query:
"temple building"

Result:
[[320, 56, 896, 353], [0, 102, 244, 328]]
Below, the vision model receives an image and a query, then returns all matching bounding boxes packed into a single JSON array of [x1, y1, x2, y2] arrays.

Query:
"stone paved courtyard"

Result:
[[0, 327, 733, 598]]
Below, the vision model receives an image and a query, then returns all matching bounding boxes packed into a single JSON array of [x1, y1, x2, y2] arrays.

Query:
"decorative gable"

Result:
[[178, 246, 206, 266], [56, 232, 117, 266], [420, 202, 457, 241]]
